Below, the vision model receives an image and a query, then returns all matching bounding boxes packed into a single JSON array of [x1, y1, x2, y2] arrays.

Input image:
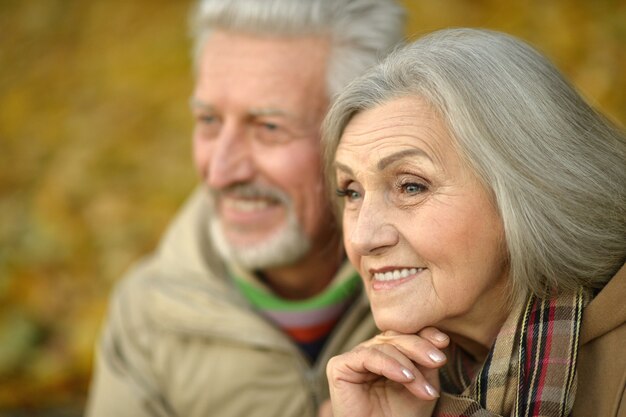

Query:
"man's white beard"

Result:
[[207, 187, 311, 270]]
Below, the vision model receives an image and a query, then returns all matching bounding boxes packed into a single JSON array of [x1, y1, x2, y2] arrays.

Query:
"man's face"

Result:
[[192, 31, 333, 269]]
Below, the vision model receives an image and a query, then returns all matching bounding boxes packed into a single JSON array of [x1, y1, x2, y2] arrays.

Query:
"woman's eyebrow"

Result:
[[334, 148, 433, 174], [377, 148, 432, 170], [334, 161, 353, 175]]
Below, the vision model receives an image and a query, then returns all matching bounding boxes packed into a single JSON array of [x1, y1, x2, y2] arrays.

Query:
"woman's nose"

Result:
[[206, 126, 255, 188], [348, 196, 398, 256]]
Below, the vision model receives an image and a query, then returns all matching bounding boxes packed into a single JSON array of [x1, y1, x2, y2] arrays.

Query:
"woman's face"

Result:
[[334, 96, 509, 334]]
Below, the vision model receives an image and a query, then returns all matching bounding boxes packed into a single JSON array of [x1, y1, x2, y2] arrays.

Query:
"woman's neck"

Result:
[[440, 280, 513, 362]]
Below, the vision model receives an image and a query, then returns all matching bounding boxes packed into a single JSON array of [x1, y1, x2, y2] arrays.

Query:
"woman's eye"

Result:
[[336, 188, 361, 201], [262, 122, 278, 131], [401, 182, 427, 194]]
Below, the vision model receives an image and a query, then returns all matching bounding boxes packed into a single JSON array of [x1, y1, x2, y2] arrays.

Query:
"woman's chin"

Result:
[[374, 314, 434, 335]]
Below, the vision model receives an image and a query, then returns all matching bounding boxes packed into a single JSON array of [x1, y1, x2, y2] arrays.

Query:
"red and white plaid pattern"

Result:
[[437, 288, 589, 417]]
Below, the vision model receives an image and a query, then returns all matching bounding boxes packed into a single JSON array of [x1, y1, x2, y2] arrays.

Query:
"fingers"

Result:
[[327, 328, 450, 400], [367, 328, 449, 371], [325, 329, 450, 416], [381, 327, 449, 349], [416, 327, 450, 349], [327, 341, 442, 400]]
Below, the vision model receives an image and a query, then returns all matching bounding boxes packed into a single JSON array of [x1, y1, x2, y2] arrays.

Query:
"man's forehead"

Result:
[[197, 35, 328, 83], [206, 29, 330, 51], [193, 31, 330, 123]]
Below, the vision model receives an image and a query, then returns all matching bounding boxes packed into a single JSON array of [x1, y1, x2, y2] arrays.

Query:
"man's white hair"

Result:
[[190, 0, 406, 99]]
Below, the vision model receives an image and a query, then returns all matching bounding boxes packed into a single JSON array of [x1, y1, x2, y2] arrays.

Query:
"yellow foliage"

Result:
[[0, 0, 623, 413]]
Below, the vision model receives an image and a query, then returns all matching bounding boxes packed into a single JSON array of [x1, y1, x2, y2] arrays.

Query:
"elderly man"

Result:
[[86, 0, 405, 416]]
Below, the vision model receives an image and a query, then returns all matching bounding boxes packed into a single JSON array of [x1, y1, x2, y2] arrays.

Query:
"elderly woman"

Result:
[[320, 29, 625, 417]]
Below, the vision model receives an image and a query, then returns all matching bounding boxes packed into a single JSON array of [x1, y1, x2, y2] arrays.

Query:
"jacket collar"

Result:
[[580, 263, 626, 344]]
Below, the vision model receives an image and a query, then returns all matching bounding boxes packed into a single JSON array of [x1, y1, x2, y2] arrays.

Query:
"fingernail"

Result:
[[401, 368, 415, 380], [428, 350, 445, 363], [432, 331, 448, 343], [424, 383, 439, 398]]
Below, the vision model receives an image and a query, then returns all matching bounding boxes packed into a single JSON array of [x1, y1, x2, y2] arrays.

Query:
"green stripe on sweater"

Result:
[[233, 272, 361, 311]]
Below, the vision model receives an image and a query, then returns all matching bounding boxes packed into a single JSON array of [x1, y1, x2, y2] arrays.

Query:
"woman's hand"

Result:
[[325, 327, 449, 417]]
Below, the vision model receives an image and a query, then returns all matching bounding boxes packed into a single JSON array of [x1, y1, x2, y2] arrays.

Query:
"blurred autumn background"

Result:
[[0, 0, 624, 415]]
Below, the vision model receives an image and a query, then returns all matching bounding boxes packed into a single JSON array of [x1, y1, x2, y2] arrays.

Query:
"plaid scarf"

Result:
[[437, 288, 590, 417]]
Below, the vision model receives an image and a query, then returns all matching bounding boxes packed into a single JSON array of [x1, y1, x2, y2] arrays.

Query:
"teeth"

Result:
[[373, 268, 423, 281], [224, 198, 271, 212]]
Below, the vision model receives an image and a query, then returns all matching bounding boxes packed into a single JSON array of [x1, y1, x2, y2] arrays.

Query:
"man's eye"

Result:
[[255, 122, 291, 144], [199, 115, 217, 124], [194, 115, 221, 140]]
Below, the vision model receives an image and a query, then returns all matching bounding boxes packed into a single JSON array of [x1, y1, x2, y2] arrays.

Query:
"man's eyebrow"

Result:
[[249, 107, 291, 118], [189, 98, 214, 112], [188, 100, 292, 119], [377, 148, 432, 170]]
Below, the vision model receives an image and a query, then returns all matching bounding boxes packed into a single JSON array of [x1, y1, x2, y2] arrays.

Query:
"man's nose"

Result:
[[349, 196, 398, 256], [206, 124, 255, 189]]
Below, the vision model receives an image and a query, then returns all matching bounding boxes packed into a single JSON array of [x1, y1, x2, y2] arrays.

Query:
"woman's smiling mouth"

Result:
[[369, 267, 426, 290]]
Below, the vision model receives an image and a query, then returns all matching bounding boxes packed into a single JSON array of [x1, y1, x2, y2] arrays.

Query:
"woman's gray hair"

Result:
[[189, 0, 406, 98], [322, 28, 626, 299]]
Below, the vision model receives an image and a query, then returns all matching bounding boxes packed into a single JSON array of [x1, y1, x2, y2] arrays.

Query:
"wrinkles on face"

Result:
[[341, 107, 447, 159], [192, 30, 339, 277], [333, 96, 509, 345]]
